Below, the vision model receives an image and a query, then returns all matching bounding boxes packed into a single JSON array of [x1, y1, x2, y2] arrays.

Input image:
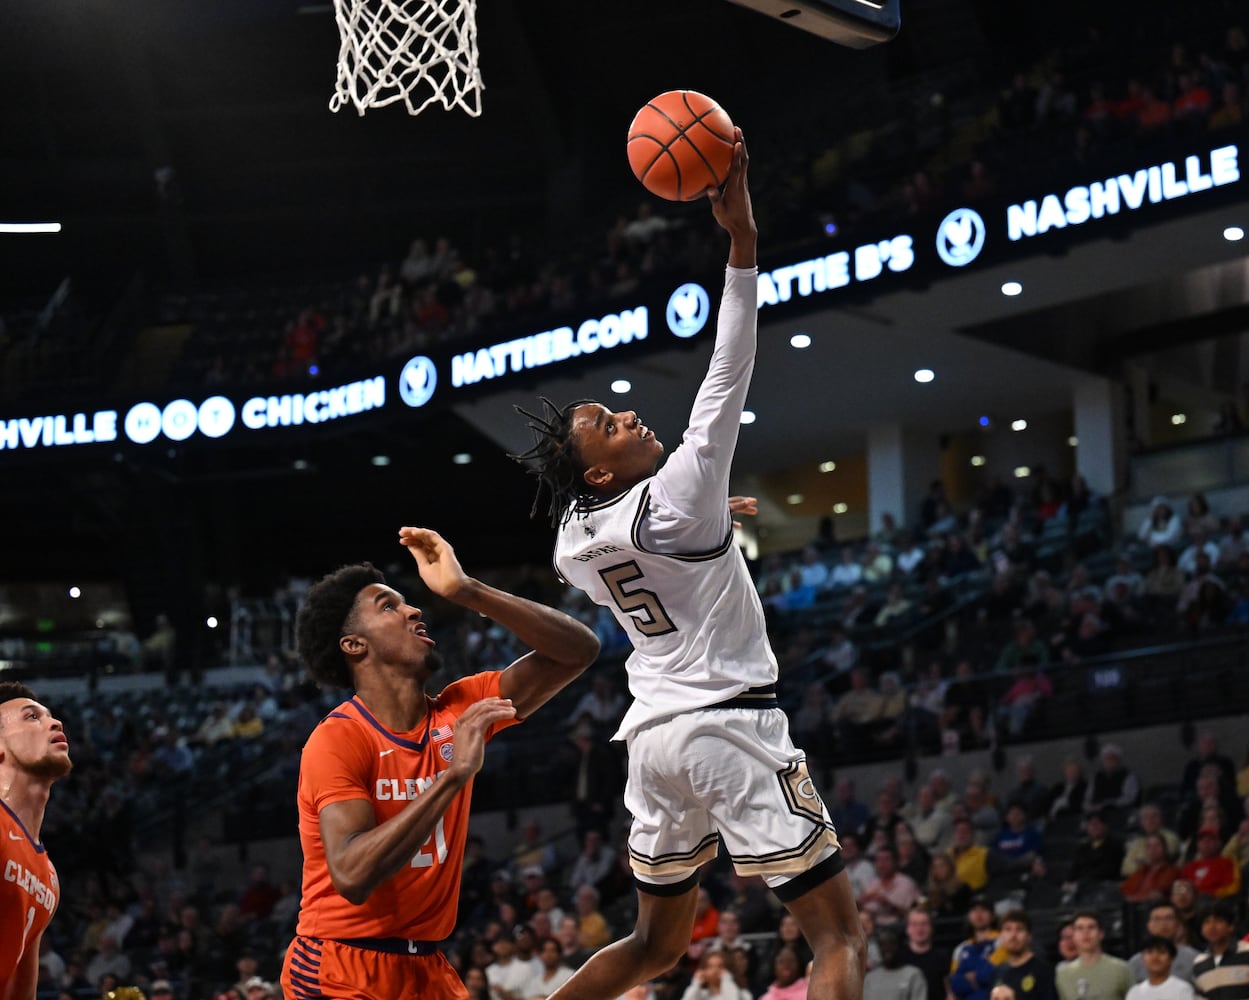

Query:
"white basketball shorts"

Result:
[[624, 704, 842, 897]]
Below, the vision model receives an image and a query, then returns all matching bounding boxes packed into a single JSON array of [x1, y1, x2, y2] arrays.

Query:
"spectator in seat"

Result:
[[758, 946, 808, 1000], [1192, 901, 1249, 1000], [1128, 903, 1200, 985], [1007, 756, 1052, 822], [829, 778, 870, 840], [1086, 745, 1141, 814], [1183, 494, 1220, 539], [830, 547, 864, 589], [907, 783, 953, 853], [1179, 826, 1241, 899], [833, 668, 883, 752], [681, 948, 751, 1000], [1139, 499, 1183, 549], [1217, 517, 1247, 569], [863, 927, 925, 1000], [996, 620, 1049, 675], [1121, 834, 1181, 904], [902, 907, 950, 1000], [839, 831, 878, 900], [942, 661, 989, 749], [567, 830, 616, 895], [1179, 532, 1221, 577], [949, 817, 990, 892], [874, 584, 913, 629], [994, 910, 1057, 1000], [1122, 805, 1180, 877], [1124, 936, 1193, 1000], [924, 851, 971, 918], [1056, 911, 1132, 1000], [1146, 546, 1185, 603], [992, 804, 1044, 874], [529, 935, 576, 999], [1181, 734, 1237, 804], [950, 897, 1006, 1000], [1065, 810, 1126, 891], [998, 662, 1052, 738], [859, 846, 921, 927], [1169, 880, 1202, 947], [1050, 757, 1089, 820]]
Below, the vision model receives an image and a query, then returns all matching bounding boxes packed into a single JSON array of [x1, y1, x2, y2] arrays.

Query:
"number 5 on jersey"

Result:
[[599, 561, 676, 637]]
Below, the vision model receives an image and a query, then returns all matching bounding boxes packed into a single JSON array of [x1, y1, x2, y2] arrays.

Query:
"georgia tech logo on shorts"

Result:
[[667, 283, 710, 339], [776, 760, 834, 829], [936, 207, 986, 267], [399, 356, 438, 408]]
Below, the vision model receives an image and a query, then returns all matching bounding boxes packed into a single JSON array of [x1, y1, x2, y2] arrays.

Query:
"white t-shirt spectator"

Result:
[[1125, 976, 1194, 1000], [1178, 540, 1220, 576], [831, 561, 864, 589]]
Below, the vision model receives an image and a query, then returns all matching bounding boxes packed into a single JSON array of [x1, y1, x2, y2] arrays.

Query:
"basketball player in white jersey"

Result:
[[511, 133, 864, 1000]]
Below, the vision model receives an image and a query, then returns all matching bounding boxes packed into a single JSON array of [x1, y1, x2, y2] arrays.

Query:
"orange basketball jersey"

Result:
[[0, 800, 58, 988], [294, 671, 516, 942]]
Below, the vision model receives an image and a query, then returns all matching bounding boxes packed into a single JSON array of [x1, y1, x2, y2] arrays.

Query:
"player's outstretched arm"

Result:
[[707, 130, 756, 269], [319, 696, 516, 905], [399, 526, 599, 718]]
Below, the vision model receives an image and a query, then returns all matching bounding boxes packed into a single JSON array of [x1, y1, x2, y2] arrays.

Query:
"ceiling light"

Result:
[[293, 459, 309, 471], [819, 461, 837, 473], [68, 587, 81, 599], [371, 455, 391, 466], [452, 452, 472, 465], [0, 222, 61, 234], [1067, 436, 1079, 447], [1014, 466, 1031, 478], [1224, 226, 1245, 242], [740, 410, 756, 425], [914, 369, 935, 383], [610, 379, 631, 393], [978, 416, 991, 428], [206, 616, 219, 629], [790, 333, 812, 349], [787, 494, 804, 505], [1170, 413, 1187, 426], [832, 502, 849, 514], [970, 455, 986, 467], [1011, 419, 1027, 432], [1001, 281, 1023, 296]]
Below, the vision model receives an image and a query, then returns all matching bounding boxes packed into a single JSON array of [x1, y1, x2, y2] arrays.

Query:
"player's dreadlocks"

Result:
[[509, 397, 596, 527]]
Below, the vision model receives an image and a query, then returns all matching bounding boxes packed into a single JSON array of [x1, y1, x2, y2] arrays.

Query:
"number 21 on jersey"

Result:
[[411, 818, 447, 868], [599, 561, 676, 637]]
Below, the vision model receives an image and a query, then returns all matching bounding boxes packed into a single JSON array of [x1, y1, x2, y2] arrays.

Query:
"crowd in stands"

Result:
[[33, 705, 1249, 1000], [5, 4, 1245, 405]]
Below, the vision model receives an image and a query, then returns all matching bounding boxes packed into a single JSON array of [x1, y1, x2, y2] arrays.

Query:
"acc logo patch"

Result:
[[440, 742, 455, 762]]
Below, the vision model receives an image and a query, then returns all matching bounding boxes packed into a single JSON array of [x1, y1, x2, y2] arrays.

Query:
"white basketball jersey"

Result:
[[554, 266, 776, 741]]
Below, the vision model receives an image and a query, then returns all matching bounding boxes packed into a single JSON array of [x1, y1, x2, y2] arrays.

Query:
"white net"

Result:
[[330, 0, 483, 117]]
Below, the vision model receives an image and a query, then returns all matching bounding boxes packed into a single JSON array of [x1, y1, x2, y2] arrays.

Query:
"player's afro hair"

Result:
[[296, 562, 387, 689]]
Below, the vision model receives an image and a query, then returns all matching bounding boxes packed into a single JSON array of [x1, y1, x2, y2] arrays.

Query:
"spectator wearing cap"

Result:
[[1125, 936, 1194, 1000], [1180, 827, 1242, 899], [1193, 901, 1249, 1000], [950, 897, 1007, 1000], [1056, 911, 1132, 1000]]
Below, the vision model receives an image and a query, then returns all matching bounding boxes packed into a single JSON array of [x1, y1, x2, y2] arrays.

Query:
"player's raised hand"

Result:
[[708, 129, 755, 239], [447, 697, 516, 777], [399, 526, 469, 602]]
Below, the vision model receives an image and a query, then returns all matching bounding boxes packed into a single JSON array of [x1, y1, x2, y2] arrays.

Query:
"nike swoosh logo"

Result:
[[379, 749, 396, 757], [8, 831, 22, 841]]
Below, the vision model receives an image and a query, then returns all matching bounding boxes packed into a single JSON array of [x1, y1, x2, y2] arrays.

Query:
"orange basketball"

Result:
[[627, 90, 736, 202]]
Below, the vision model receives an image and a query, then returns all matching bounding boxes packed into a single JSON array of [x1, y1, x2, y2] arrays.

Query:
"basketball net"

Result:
[[329, 0, 483, 116]]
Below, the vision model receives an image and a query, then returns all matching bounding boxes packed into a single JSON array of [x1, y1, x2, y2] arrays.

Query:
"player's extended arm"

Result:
[[6, 930, 41, 1000], [320, 697, 517, 905], [651, 134, 758, 529], [400, 526, 599, 718]]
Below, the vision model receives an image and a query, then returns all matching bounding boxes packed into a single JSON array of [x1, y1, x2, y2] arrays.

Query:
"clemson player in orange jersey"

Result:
[[280, 526, 599, 1000], [0, 682, 71, 1000]]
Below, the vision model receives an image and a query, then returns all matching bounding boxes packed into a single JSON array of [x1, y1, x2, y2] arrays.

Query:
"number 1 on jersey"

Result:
[[599, 561, 676, 637]]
